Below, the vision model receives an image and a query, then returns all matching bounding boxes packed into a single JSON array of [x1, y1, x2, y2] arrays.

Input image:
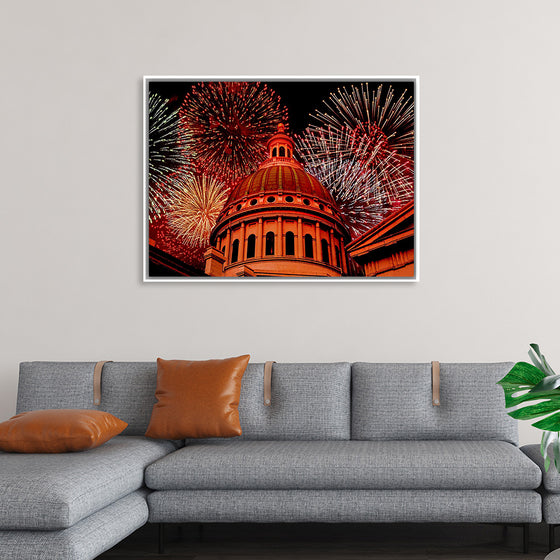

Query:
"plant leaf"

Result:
[[501, 386, 560, 409], [554, 438, 560, 471], [542, 430, 556, 456], [508, 400, 560, 420], [530, 343, 556, 376], [529, 346, 547, 373], [533, 412, 560, 431], [497, 362, 546, 388], [530, 374, 560, 393]]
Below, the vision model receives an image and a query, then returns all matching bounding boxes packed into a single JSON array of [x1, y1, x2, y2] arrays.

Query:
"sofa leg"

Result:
[[523, 523, 529, 554], [550, 524, 557, 553], [158, 523, 165, 554]]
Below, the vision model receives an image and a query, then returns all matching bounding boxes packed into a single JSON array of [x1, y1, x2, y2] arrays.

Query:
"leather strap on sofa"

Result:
[[93, 361, 113, 406], [264, 361, 275, 406], [432, 361, 440, 406]]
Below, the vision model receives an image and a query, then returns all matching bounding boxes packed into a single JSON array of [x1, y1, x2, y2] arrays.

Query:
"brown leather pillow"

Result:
[[145, 355, 250, 439], [0, 409, 127, 453]]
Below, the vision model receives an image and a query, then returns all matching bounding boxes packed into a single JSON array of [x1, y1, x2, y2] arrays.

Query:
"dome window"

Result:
[[246, 234, 256, 259], [285, 232, 295, 256], [279, 146, 286, 157], [285, 196, 294, 203], [265, 232, 275, 256], [319, 203, 324, 210], [303, 199, 311, 206], [304, 234, 314, 259], [231, 239, 239, 263], [272, 147, 277, 157], [335, 246, 341, 268], [250, 199, 258, 206], [236, 204, 242, 211], [267, 196, 275, 203]]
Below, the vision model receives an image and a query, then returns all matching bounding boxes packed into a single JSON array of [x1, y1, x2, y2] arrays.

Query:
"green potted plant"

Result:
[[498, 343, 560, 472]]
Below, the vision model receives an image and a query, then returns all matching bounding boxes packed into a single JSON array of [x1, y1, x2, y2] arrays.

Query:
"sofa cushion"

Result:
[[145, 440, 541, 491], [351, 362, 518, 444], [0, 436, 176, 530], [0, 490, 149, 560], [522, 444, 560, 493], [17, 362, 95, 413], [145, 356, 250, 440], [235, 362, 351, 440], [0, 409, 127, 453]]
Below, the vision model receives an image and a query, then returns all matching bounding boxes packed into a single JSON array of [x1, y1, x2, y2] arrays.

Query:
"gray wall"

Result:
[[1, 0, 558, 444]]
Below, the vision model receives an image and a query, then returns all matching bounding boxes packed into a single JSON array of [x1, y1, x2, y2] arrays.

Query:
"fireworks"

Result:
[[296, 83, 414, 236], [297, 127, 393, 236], [148, 92, 193, 221], [312, 83, 415, 158], [167, 175, 228, 248], [179, 82, 287, 186]]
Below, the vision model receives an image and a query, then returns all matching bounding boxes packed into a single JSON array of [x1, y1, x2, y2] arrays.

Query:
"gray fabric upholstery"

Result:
[[97, 362, 157, 435], [522, 444, 560, 493], [16, 361, 159, 436], [0, 436, 176, 530], [148, 489, 541, 523], [236, 362, 351, 440], [543, 493, 560, 524], [351, 362, 518, 444], [146, 440, 540, 491], [17, 361, 352, 438], [17, 362, 95, 413], [0, 490, 148, 560]]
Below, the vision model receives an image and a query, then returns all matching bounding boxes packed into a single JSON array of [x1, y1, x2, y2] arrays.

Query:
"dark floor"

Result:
[[99, 522, 552, 559]]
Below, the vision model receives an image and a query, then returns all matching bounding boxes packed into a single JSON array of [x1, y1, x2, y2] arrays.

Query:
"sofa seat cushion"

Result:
[[522, 444, 560, 493], [0, 490, 149, 560], [145, 440, 541, 491], [0, 436, 177, 530]]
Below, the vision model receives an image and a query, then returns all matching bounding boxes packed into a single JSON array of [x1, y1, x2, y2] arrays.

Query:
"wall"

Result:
[[0, 0, 558, 445]]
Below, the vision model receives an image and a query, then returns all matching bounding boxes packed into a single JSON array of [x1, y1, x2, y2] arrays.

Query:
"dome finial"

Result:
[[268, 122, 293, 159]]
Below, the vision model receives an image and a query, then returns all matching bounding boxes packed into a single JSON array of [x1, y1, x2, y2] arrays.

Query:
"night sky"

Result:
[[148, 79, 415, 136]]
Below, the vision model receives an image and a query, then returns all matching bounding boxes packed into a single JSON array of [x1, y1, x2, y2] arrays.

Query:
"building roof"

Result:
[[345, 200, 414, 258], [228, 162, 335, 204]]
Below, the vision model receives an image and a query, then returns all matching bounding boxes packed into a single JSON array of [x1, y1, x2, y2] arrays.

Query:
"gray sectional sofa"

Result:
[[0, 361, 545, 559]]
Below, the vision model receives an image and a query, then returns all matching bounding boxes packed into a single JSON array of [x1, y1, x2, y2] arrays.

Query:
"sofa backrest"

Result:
[[238, 362, 351, 440], [16, 361, 352, 440], [17, 362, 157, 436], [351, 362, 517, 445]]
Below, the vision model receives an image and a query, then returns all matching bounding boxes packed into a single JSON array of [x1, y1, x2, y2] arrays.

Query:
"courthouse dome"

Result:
[[225, 124, 337, 207]]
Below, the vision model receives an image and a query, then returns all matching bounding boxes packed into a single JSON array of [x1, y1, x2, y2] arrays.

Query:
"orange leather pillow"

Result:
[[145, 355, 250, 439], [0, 409, 127, 453]]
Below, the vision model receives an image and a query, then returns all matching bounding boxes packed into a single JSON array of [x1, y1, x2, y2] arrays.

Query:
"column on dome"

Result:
[[224, 229, 231, 265], [328, 229, 335, 267], [315, 223, 321, 262], [277, 217, 283, 256], [257, 218, 263, 258], [297, 218, 303, 258], [239, 222, 246, 262]]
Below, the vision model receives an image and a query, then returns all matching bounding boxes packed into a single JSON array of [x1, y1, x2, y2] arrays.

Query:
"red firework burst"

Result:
[[179, 82, 288, 186]]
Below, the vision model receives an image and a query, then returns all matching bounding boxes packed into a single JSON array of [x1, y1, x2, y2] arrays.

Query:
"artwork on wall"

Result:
[[144, 76, 418, 281]]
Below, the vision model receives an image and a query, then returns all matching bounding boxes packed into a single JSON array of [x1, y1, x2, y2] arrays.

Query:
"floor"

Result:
[[99, 522, 552, 559]]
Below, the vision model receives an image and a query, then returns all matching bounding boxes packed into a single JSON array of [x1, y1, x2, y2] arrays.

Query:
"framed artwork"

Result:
[[144, 76, 418, 281]]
